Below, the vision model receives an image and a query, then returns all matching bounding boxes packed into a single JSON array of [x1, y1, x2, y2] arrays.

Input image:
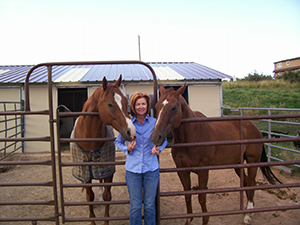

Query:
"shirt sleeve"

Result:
[[114, 133, 129, 154], [157, 137, 168, 154]]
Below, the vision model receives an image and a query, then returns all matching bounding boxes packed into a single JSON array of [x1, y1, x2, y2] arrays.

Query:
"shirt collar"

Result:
[[132, 115, 150, 123]]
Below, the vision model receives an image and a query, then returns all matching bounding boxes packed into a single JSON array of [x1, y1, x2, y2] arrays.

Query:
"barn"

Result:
[[0, 61, 231, 153]]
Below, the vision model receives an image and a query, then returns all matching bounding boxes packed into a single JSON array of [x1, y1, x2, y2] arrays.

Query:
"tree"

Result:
[[243, 71, 273, 82], [278, 71, 300, 83]]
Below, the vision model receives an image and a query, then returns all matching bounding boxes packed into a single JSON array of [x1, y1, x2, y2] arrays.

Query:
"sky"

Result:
[[0, 0, 300, 78]]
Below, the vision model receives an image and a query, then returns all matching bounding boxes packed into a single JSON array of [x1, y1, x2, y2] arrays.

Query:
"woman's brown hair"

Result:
[[129, 91, 151, 116]]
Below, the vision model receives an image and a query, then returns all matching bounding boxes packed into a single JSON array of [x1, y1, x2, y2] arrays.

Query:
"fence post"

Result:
[[21, 100, 25, 153], [267, 109, 272, 162]]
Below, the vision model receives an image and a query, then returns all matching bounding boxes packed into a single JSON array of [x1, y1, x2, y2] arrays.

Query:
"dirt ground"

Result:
[[0, 149, 300, 225]]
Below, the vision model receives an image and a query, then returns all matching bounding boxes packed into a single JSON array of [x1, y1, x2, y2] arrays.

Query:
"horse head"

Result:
[[151, 83, 186, 146], [98, 75, 136, 141]]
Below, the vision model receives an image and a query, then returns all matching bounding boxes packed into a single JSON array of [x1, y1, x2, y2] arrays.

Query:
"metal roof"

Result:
[[0, 62, 231, 84]]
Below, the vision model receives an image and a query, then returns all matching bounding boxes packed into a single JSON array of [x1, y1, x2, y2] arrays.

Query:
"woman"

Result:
[[115, 91, 168, 225]]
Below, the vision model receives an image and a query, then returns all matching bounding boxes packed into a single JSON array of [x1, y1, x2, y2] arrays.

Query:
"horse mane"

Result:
[[177, 93, 205, 119], [81, 88, 99, 113], [194, 111, 206, 118]]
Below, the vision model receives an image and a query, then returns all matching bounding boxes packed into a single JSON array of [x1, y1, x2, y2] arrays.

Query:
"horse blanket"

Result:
[[70, 122, 115, 182]]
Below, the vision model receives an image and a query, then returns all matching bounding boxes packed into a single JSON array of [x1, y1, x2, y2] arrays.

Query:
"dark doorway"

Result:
[[58, 88, 87, 138], [58, 88, 87, 112]]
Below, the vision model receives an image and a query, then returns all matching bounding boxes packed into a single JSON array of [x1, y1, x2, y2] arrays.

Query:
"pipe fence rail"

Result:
[[0, 61, 299, 224], [222, 106, 300, 169], [0, 101, 24, 160], [157, 113, 300, 223]]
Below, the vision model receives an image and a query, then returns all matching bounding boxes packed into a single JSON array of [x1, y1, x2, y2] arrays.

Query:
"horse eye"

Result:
[[108, 103, 113, 108], [171, 106, 177, 111]]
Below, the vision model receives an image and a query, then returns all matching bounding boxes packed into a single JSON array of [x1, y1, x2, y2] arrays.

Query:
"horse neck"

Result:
[[179, 96, 196, 120], [80, 114, 105, 138], [76, 92, 106, 150], [172, 97, 194, 142], [172, 96, 208, 143]]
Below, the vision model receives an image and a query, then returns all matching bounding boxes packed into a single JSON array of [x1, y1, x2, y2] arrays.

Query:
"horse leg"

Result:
[[244, 166, 258, 225], [102, 176, 113, 225], [85, 180, 96, 225], [99, 184, 104, 202], [197, 170, 209, 225], [177, 171, 193, 225], [234, 166, 258, 225]]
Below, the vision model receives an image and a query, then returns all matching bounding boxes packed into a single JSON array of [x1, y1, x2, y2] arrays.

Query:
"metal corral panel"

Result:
[[0, 62, 231, 84]]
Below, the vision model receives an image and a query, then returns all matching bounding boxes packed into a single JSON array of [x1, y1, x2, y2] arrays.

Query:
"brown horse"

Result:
[[151, 84, 281, 225], [71, 75, 136, 225]]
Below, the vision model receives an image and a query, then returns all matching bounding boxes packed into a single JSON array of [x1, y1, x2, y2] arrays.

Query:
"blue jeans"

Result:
[[126, 169, 159, 225]]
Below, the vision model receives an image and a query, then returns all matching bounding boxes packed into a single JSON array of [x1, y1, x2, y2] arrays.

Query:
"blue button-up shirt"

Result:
[[115, 115, 168, 174]]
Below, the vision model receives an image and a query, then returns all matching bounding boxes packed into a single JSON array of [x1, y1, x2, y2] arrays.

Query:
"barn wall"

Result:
[[0, 88, 21, 102], [125, 84, 154, 96], [15, 83, 221, 153], [24, 86, 57, 153], [189, 85, 221, 117], [125, 83, 221, 117], [88, 87, 97, 96]]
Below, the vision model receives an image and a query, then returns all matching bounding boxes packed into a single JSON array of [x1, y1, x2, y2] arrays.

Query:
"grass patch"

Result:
[[223, 79, 300, 173], [223, 80, 300, 109]]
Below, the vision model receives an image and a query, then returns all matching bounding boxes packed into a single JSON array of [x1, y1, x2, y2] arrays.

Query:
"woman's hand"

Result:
[[127, 140, 136, 151], [152, 145, 160, 155]]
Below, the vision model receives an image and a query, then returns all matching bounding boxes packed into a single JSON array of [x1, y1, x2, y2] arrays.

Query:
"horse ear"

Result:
[[115, 74, 122, 87], [159, 84, 166, 94], [175, 83, 186, 96], [102, 76, 108, 90]]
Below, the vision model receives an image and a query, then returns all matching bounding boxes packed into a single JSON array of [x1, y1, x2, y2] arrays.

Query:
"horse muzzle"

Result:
[[120, 128, 136, 141], [151, 131, 165, 146]]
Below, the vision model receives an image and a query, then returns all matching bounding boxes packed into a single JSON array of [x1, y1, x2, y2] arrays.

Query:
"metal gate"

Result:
[[0, 100, 24, 160], [157, 114, 300, 223], [0, 61, 300, 224]]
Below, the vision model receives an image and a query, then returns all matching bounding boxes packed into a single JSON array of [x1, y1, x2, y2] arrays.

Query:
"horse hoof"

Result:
[[244, 214, 252, 225]]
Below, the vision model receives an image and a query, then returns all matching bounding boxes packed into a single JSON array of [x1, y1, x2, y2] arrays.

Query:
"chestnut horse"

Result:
[[71, 75, 136, 225], [151, 84, 281, 225]]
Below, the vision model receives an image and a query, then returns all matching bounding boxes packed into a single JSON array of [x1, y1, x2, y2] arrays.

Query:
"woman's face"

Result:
[[135, 97, 147, 116]]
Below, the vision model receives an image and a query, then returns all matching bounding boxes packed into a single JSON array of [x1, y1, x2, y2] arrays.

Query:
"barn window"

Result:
[[58, 88, 87, 112], [58, 88, 87, 138]]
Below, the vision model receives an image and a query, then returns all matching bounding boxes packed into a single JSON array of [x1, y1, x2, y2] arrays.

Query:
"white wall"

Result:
[[24, 86, 57, 153], [188, 85, 221, 117]]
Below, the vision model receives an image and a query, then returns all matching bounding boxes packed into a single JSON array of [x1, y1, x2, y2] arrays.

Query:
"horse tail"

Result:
[[260, 145, 282, 185]]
